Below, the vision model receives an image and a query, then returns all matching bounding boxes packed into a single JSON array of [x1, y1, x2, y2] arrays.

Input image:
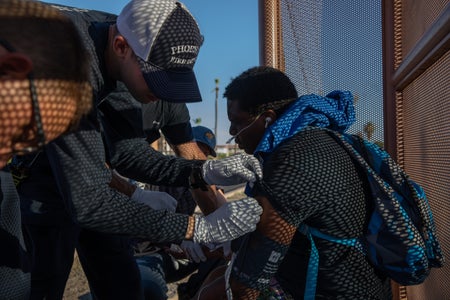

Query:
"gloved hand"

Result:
[[180, 240, 206, 263], [202, 153, 263, 186], [193, 197, 262, 244], [131, 188, 177, 212]]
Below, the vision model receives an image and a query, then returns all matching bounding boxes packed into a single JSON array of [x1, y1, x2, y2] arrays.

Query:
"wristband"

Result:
[[185, 216, 195, 240]]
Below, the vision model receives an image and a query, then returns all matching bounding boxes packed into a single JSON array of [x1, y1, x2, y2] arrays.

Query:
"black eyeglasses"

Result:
[[0, 38, 46, 155]]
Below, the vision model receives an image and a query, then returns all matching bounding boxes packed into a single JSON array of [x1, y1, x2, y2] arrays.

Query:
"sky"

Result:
[[40, 0, 259, 144], [39, 0, 384, 144]]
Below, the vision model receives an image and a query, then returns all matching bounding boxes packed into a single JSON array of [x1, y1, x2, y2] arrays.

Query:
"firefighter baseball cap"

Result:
[[117, 0, 203, 103]]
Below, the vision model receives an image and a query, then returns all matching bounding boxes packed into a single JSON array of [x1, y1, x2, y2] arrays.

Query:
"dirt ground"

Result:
[[63, 252, 92, 300]]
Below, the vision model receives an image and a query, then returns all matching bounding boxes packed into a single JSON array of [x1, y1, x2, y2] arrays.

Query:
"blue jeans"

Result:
[[136, 251, 199, 300]]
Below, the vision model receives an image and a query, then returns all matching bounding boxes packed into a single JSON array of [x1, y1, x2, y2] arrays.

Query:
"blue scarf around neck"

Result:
[[255, 90, 355, 156]]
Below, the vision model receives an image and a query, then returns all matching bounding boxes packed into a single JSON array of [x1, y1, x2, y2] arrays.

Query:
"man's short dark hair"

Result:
[[223, 66, 298, 115]]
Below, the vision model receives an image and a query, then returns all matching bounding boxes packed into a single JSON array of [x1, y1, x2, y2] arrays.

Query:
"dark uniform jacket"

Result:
[[17, 3, 202, 242]]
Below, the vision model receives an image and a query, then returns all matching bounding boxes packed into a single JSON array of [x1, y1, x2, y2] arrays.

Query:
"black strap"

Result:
[[0, 228, 32, 272]]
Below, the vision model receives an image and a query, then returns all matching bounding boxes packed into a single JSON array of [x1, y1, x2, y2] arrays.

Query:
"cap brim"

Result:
[[142, 66, 202, 103], [206, 146, 217, 157], [196, 141, 216, 157]]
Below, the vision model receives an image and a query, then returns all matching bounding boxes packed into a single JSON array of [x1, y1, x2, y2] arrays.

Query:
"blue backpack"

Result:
[[301, 130, 445, 300]]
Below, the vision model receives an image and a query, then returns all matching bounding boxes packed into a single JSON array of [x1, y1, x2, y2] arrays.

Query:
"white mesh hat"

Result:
[[117, 0, 203, 103]]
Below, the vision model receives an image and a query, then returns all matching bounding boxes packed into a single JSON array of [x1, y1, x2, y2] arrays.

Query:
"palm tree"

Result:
[[214, 78, 219, 138], [363, 121, 375, 141]]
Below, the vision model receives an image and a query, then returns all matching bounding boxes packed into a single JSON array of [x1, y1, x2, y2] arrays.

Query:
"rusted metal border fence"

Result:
[[259, 1, 450, 299]]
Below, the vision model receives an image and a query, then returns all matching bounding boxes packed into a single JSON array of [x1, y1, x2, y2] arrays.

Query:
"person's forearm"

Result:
[[191, 186, 220, 214], [229, 196, 295, 296], [110, 137, 202, 187], [47, 130, 189, 242], [171, 141, 206, 159], [175, 141, 225, 214], [190, 183, 227, 215], [109, 168, 137, 197]]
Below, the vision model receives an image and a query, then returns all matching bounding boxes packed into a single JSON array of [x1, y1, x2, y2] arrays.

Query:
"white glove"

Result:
[[202, 153, 263, 186], [131, 188, 177, 212], [180, 240, 206, 263], [193, 197, 262, 244]]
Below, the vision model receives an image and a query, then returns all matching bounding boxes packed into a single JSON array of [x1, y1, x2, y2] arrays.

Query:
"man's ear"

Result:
[[0, 53, 33, 79], [263, 109, 277, 126], [112, 35, 131, 58]]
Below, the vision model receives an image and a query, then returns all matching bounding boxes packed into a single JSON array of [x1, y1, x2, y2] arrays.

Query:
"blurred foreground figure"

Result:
[[0, 0, 92, 297]]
